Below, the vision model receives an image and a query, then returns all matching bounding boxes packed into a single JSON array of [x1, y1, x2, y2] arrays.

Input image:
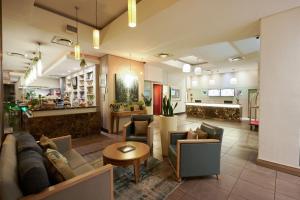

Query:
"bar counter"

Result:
[[23, 106, 100, 139], [186, 102, 242, 121]]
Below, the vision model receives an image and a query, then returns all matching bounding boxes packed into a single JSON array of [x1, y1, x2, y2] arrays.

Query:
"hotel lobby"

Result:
[[1, 0, 300, 200]]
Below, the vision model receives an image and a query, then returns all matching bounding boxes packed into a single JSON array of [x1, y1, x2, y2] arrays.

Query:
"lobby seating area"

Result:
[[1, 0, 300, 200]]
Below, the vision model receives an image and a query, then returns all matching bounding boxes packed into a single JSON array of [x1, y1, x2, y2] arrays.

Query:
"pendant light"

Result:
[[93, 0, 100, 49], [182, 63, 191, 73], [74, 6, 81, 60], [128, 0, 136, 28], [36, 43, 43, 77]]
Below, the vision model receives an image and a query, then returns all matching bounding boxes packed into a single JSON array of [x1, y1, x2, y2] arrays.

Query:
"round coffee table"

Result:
[[103, 141, 150, 183]]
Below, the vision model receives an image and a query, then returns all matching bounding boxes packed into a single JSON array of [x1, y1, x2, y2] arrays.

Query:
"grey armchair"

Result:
[[168, 123, 224, 182], [122, 115, 154, 150]]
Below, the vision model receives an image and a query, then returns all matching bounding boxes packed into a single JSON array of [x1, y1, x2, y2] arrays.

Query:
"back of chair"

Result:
[[131, 115, 153, 124], [201, 123, 224, 142]]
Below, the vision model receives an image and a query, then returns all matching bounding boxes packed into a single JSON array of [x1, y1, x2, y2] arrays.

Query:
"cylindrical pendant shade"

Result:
[[128, 0, 136, 28], [74, 44, 81, 60], [93, 29, 100, 49], [182, 63, 191, 73]]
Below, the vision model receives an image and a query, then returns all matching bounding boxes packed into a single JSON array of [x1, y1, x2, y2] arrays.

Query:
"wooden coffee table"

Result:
[[103, 141, 150, 183]]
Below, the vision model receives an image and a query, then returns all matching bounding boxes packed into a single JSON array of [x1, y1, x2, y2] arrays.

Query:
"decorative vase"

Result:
[[159, 115, 178, 156], [146, 106, 152, 114]]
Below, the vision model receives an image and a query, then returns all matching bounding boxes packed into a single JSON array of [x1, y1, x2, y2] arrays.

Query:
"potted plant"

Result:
[[110, 103, 121, 112], [137, 100, 145, 110], [87, 95, 95, 106], [160, 88, 178, 156], [235, 90, 242, 104], [142, 94, 152, 114]]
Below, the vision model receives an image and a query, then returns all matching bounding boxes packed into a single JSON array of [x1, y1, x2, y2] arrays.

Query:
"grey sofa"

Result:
[[123, 115, 154, 150], [168, 123, 224, 181], [0, 134, 114, 200]]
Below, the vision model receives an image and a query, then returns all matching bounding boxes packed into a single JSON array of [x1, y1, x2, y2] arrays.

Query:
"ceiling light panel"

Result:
[[191, 42, 238, 62], [162, 59, 184, 68], [233, 37, 260, 55], [179, 55, 206, 65]]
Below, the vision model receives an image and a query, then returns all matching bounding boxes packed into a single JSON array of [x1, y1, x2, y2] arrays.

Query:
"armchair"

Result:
[[168, 123, 224, 181], [122, 115, 154, 150]]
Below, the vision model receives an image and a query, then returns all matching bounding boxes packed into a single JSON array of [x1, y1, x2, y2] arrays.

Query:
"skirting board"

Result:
[[256, 159, 300, 177]]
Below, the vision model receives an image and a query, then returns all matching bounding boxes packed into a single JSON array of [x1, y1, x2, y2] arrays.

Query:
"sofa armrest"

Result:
[[122, 121, 133, 141], [169, 131, 188, 145], [21, 164, 114, 200], [52, 135, 72, 154]]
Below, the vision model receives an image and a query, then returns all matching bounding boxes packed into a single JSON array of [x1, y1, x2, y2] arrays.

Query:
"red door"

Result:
[[153, 84, 162, 115]]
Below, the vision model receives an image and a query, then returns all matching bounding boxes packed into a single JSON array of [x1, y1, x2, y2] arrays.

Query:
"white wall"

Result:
[[187, 69, 258, 118], [144, 64, 187, 114], [259, 7, 300, 169]]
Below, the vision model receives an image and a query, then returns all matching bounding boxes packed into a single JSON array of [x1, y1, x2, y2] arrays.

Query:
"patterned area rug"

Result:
[[75, 135, 180, 200]]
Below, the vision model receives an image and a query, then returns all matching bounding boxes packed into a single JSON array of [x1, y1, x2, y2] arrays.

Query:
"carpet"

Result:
[[75, 135, 180, 200]]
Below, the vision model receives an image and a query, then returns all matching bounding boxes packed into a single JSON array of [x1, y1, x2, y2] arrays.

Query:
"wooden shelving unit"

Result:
[[65, 66, 96, 107]]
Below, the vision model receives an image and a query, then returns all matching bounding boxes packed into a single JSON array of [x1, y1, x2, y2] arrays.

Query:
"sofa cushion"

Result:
[[18, 149, 50, 195], [201, 123, 223, 141], [39, 135, 58, 151], [187, 131, 198, 139], [44, 149, 75, 183], [0, 134, 23, 200], [16, 132, 43, 155], [134, 121, 148, 136], [63, 149, 93, 175]]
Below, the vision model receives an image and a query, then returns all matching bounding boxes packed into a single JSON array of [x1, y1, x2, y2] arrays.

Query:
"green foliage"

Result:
[[141, 93, 152, 106], [80, 58, 87, 68], [137, 100, 144, 106], [110, 103, 121, 112], [162, 88, 178, 116]]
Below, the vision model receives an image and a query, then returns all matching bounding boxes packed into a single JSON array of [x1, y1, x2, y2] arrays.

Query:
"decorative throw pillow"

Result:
[[39, 135, 57, 150], [44, 149, 75, 182], [16, 132, 43, 155], [187, 131, 198, 139], [18, 149, 50, 195], [134, 121, 148, 136], [196, 129, 208, 139]]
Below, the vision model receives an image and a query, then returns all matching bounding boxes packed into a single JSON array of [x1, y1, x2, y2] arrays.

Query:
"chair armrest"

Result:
[[169, 131, 188, 145], [21, 164, 114, 200], [122, 121, 133, 141], [177, 139, 220, 144], [52, 135, 72, 153]]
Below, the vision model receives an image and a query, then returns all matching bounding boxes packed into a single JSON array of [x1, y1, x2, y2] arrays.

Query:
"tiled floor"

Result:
[[162, 115, 300, 200]]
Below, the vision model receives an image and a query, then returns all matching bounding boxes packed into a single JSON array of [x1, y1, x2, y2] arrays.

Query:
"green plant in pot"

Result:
[[142, 93, 152, 114], [87, 95, 95, 106], [159, 87, 178, 156], [110, 103, 121, 112], [137, 100, 145, 110]]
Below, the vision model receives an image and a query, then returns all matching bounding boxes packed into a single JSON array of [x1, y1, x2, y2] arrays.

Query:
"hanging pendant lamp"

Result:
[[128, 0, 136, 28], [74, 6, 81, 60], [93, 0, 100, 49]]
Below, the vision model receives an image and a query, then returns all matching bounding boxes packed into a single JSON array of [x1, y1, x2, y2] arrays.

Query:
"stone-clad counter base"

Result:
[[23, 111, 101, 139], [186, 105, 242, 121]]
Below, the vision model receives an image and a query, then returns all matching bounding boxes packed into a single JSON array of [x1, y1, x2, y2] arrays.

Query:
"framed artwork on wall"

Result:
[[115, 73, 139, 103], [171, 88, 181, 101]]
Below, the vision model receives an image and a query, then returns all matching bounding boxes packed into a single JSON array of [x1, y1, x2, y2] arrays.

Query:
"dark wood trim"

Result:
[[256, 158, 300, 177], [34, 0, 143, 30]]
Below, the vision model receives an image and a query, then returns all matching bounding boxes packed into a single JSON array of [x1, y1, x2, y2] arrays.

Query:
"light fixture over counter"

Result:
[[128, 0, 137, 28], [93, 0, 100, 49], [74, 6, 81, 60]]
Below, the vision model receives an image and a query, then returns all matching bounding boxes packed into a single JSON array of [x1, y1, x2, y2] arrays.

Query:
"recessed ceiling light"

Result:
[[157, 53, 170, 58], [228, 56, 244, 62]]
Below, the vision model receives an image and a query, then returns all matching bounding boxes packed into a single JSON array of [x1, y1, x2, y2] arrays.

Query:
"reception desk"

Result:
[[186, 103, 242, 121], [23, 106, 100, 139]]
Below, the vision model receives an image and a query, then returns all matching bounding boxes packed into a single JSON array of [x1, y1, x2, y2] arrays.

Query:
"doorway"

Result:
[[153, 84, 162, 115]]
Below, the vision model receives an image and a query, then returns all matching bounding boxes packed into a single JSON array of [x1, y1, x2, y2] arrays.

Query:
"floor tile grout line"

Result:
[[274, 171, 277, 200]]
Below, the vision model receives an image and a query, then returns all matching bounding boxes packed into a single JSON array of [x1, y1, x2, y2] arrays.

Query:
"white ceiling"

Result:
[[3, 0, 300, 79]]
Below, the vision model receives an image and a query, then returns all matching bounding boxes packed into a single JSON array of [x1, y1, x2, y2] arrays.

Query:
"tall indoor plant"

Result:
[[159, 89, 178, 156]]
